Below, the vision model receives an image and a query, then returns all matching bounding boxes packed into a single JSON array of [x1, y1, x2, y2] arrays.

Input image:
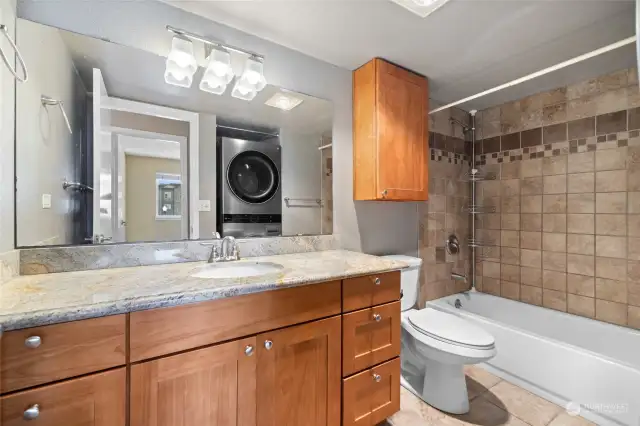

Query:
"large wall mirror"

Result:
[[14, 17, 333, 247]]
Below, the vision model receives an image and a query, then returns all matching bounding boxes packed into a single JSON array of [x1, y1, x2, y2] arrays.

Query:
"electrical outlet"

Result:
[[42, 194, 52, 209], [198, 200, 211, 212]]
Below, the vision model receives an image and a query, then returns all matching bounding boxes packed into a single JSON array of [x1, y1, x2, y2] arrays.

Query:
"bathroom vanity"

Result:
[[0, 251, 404, 426]]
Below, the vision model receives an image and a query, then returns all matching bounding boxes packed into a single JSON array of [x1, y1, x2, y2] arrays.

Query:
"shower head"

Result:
[[449, 117, 471, 133]]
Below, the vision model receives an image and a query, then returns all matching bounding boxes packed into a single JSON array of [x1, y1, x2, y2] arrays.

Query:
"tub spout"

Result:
[[451, 272, 467, 282]]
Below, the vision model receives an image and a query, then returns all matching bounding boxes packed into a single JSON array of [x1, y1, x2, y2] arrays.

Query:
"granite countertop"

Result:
[[0, 250, 407, 331]]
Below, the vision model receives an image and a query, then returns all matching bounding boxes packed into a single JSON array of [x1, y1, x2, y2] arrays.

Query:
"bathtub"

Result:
[[426, 291, 640, 426]]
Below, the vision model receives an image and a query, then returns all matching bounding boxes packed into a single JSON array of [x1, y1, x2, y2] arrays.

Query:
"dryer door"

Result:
[[227, 150, 280, 203]]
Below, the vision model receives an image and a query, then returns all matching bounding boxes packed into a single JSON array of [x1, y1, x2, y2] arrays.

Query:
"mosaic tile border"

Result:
[[430, 148, 471, 165], [476, 131, 636, 166]]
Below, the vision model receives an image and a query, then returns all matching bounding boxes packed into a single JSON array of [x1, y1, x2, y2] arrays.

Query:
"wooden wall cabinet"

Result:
[[353, 58, 429, 201]]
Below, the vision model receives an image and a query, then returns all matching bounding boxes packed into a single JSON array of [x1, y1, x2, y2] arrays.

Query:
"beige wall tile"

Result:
[[542, 232, 566, 252], [543, 156, 567, 176], [482, 277, 501, 296], [629, 192, 640, 214], [483, 261, 501, 279], [567, 234, 595, 255], [629, 215, 640, 237], [481, 180, 502, 198], [521, 231, 542, 250], [568, 274, 595, 297], [630, 282, 640, 307], [543, 194, 567, 213], [501, 162, 520, 180], [480, 106, 501, 139], [501, 281, 520, 300], [521, 267, 542, 287], [501, 247, 520, 265], [595, 277, 627, 303], [629, 238, 640, 261], [543, 175, 567, 194], [481, 213, 502, 230], [628, 260, 640, 282], [595, 299, 627, 326], [522, 196, 542, 213], [543, 289, 568, 311], [567, 254, 595, 276], [567, 294, 595, 318], [522, 214, 542, 231], [521, 159, 543, 178], [543, 251, 567, 272], [521, 249, 542, 268], [501, 264, 520, 283], [567, 96, 598, 121], [595, 170, 627, 192], [567, 214, 595, 234], [567, 152, 594, 173], [595, 147, 627, 171], [543, 104, 567, 126], [501, 230, 520, 248], [543, 214, 567, 233], [595, 193, 627, 214], [521, 177, 543, 195], [543, 270, 567, 291], [484, 196, 501, 213], [595, 257, 627, 281], [595, 214, 626, 236], [501, 179, 521, 197], [628, 168, 640, 192], [567, 193, 595, 214], [595, 235, 627, 258], [567, 173, 594, 194], [629, 306, 640, 329], [520, 284, 542, 305], [501, 196, 520, 213], [501, 214, 520, 230]]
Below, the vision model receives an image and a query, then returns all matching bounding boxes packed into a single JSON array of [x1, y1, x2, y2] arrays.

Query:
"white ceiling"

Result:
[[165, 0, 637, 110]]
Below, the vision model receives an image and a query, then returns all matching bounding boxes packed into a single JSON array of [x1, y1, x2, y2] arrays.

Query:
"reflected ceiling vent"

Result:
[[389, 0, 452, 18], [265, 91, 304, 111]]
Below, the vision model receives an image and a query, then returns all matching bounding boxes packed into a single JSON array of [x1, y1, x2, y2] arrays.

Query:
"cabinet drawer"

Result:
[[130, 280, 341, 361], [1, 368, 126, 426], [342, 272, 400, 313], [342, 357, 400, 426], [342, 301, 400, 377], [1, 315, 126, 393]]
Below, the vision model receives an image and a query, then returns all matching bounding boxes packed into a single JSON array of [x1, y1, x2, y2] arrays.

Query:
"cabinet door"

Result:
[[1, 368, 125, 426], [342, 358, 400, 426], [343, 301, 401, 376], [130, 337, 257, 426], [376, 59, 429, 201], [256, 316, 341, 426]]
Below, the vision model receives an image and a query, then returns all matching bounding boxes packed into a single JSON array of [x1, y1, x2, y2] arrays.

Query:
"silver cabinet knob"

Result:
[[264, 340, 273, 350], [23, 404, 39, 420], [372, 373, 382, 383], [24, 336, 41, 349], [244, 345, 254, 356], [374, 277, 381, 286], [373, 313, 382, 322], [381, 190, 388, 197]]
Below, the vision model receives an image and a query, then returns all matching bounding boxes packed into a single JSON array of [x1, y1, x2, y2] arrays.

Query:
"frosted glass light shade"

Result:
[[165, 36, 197, 88], [200, 69, 228, 95], [231, 77, 257, 101], [206, 47, 234, 83]]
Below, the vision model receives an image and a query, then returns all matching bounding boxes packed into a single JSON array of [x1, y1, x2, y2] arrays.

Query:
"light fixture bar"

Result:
[[429, 36, 636, 114], [166, 25, 264, 60]]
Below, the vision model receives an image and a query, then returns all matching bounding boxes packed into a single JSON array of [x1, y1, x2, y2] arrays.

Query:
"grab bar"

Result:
[[42, 95, 72, 134], [284, 197, 323, 208], [62, 180, 93, 192], [0, 24, 28, 83]]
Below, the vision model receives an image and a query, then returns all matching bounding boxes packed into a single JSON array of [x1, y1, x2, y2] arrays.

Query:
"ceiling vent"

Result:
[[389, 0, 452, 18]]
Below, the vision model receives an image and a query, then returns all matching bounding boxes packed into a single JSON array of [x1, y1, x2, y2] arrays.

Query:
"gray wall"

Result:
[[18, 0, 419, 256]]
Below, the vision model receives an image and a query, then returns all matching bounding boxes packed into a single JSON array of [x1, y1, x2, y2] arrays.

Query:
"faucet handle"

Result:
[[232, 246, 240, 261], [213, 232, 221, 239]]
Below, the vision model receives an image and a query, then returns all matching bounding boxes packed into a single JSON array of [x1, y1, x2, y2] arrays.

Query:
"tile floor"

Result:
[[385, 365, 595, 426]]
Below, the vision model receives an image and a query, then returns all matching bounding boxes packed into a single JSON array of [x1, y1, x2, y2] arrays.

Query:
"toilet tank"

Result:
[[381, 255, 422, 311]]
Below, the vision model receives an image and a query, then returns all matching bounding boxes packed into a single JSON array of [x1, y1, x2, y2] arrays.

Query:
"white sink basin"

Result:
[[191, 261, 284, 279]]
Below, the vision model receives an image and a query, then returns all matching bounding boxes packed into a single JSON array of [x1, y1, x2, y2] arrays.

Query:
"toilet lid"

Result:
[[408, 308, 495, 350]]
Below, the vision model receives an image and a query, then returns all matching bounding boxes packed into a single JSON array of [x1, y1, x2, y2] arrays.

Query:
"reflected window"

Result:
[[156, 173, 182, 220]]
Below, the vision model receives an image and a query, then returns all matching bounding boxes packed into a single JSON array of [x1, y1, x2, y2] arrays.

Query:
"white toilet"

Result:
[[382, 255, 497, 415]]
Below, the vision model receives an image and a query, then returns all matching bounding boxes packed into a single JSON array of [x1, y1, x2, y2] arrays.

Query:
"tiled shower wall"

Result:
[[475, 67, 640, 330], [418, 108, 471, 305]]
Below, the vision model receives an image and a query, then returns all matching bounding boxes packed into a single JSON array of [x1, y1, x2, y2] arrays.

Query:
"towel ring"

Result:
[[0, 24, 28, 83]]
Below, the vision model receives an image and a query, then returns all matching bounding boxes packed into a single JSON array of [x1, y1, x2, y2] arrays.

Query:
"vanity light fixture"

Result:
[[389, 0, 452, 18], [166, 25, 266, 99], [164, 35, 198, 88], [231, 56, 267, 101], [199, 46, 234, 95], [265, 91, 304, 111]]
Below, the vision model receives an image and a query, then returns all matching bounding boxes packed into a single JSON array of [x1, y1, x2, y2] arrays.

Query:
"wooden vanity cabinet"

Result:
[[353, 58, 429, 202]]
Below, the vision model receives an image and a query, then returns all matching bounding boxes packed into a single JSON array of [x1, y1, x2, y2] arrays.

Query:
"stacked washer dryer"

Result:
[[217, 137, 282, 238]]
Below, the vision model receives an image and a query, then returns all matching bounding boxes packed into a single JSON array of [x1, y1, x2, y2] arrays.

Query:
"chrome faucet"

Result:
[[220, 236, 240, 261]]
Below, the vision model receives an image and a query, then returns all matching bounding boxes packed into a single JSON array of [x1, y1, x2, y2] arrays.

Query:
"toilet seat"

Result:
[[407, 308, 495, 350]]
